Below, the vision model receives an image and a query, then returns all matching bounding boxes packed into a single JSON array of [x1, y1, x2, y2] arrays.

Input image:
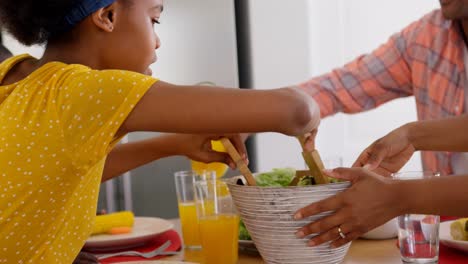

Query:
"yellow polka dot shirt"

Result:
[[0, 54, 157, 263]]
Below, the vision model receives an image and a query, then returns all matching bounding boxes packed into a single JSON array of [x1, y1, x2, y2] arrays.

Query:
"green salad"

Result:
[[255, 168, 296, 187], [239, 220, 251, 240]]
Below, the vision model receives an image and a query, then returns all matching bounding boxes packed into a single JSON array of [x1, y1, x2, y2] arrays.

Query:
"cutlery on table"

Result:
[[95, 240, 176, 260]]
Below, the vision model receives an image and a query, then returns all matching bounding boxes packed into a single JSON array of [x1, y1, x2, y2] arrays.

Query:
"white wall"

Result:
[[2, 33, 44, 57], [251, 0, 439, 172], [149, 0, 239, 87], [247, 0, 313, 171]]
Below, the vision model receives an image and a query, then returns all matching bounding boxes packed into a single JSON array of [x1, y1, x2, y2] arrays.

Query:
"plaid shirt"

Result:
[[299, 10, 466, 176]]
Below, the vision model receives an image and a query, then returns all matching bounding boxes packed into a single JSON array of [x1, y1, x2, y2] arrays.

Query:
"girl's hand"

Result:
[[293, 168, 401, 248], [353, 125, 415, 176], [171, 134, 248, 169]]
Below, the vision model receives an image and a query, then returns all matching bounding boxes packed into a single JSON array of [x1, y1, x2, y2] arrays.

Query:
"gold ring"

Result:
[[338, 226, 346, 239]]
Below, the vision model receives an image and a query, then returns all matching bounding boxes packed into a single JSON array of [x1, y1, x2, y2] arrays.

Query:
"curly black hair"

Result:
[[0, 0, 82, 46]]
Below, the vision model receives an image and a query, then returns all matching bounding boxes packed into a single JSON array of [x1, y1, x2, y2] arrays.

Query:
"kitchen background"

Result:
[[2, 0, 439, 218]]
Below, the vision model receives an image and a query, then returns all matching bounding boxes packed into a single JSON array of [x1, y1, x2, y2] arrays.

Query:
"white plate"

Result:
[[440, 220, 468, 253], [84, 217, 174, 251]]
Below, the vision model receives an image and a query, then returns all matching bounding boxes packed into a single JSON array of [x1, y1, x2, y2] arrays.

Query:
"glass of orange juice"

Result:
[[194, 178, 239, 264], [191, 140, 229, 178], [174, 170, 216, 249]]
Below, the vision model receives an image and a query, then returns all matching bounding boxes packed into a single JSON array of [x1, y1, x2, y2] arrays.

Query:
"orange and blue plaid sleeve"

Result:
[[298, 20, 422, 117]]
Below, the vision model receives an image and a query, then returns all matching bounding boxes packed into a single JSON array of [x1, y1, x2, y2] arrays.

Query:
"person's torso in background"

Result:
[[450, 45, 468, 175]]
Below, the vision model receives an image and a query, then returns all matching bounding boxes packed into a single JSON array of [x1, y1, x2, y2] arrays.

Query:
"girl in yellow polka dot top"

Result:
[[0, 0, 321, 263]]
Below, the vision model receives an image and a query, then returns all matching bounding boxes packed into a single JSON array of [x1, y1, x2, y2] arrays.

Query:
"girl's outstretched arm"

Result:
[[121, 82, 320, 137]]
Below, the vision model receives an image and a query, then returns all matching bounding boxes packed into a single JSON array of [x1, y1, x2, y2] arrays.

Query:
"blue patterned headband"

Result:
[[60, 0, 117, 33]]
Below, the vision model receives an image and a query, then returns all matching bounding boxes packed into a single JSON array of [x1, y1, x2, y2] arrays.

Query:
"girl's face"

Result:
[[101, 0, 163, 75]]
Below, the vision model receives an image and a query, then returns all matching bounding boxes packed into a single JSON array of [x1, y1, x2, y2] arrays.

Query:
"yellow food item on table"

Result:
[[108, 226, 133, 235], [91, 211, 135, 235], [191, 140, 229, 178], [450, 218, 468, 241]]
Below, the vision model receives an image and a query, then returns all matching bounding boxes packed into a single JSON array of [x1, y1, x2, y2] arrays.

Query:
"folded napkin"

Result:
[[94, 229, 182, 264], [439, 243, 468, 264], [441, 216, 460, 222]]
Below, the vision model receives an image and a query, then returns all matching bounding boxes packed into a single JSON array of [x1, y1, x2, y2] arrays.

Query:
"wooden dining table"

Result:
[[154, 219, 402, 264]]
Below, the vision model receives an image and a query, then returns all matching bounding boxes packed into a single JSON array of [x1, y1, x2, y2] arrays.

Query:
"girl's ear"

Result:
[[90, 3, 117, 32]]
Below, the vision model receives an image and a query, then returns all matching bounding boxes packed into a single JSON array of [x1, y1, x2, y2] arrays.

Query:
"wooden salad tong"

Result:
[[220, 138, 257, 186], [289, 135, 329, 186]]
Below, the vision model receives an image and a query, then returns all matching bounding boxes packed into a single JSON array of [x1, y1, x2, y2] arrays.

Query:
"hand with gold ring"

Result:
[[293, 167, 401, 248], [337, 226, 346, 239]]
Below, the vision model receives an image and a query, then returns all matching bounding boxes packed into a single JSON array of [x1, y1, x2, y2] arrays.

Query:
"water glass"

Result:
[[393, 171, 440, 264]]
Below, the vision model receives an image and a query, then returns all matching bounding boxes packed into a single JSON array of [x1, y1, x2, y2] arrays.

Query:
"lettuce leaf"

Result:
[[239, 220, 251, 240], [255, 168, 296, 187]]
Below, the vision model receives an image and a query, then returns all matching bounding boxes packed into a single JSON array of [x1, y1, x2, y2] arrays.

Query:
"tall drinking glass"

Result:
[[194, 178, 239, 264], [174, 170, 215, 249]]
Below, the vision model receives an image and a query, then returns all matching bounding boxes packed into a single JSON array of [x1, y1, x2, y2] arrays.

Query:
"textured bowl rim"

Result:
[[226, 174, 351, 189]]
